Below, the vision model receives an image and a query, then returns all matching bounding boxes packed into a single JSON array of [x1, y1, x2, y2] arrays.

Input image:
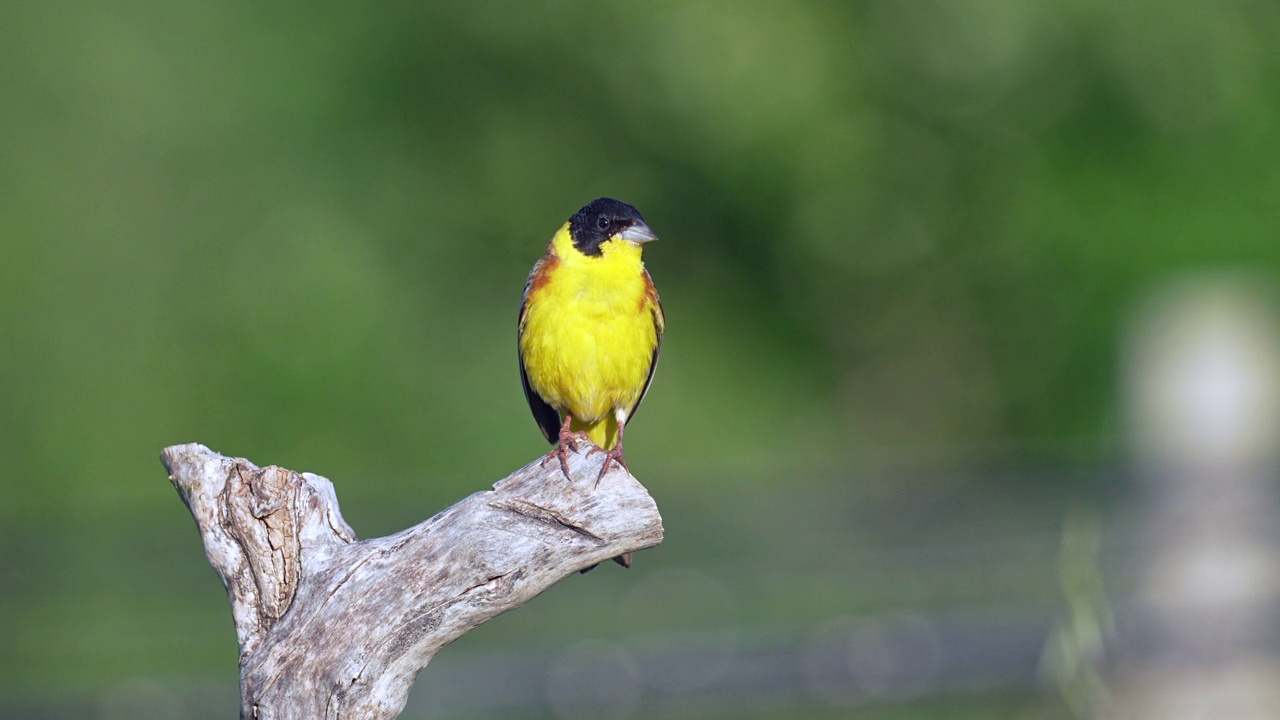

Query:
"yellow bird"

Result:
[[518, 197, 665, 485]]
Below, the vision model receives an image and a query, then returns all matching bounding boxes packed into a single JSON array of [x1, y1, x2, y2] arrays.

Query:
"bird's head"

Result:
[[567, 198, 657, 257]]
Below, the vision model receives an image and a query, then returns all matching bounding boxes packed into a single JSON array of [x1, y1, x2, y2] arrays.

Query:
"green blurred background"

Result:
[[3, 1, 1279, 718]]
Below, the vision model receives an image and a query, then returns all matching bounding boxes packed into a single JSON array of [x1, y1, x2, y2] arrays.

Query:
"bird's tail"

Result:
[[570, 414, 619, 450]]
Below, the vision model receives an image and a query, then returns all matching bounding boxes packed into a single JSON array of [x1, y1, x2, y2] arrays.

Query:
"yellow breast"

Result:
[[520, 225, 659, 446]]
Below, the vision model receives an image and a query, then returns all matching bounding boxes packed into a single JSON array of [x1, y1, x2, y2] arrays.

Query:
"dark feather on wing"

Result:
[[519, 256, 564, 443], [626, 271, 665, 423]]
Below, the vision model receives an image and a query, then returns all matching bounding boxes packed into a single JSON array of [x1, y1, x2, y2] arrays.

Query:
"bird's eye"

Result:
[[596, 216, 611, 231]]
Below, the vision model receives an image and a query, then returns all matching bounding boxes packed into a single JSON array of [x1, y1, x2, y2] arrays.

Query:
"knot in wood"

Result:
[[225, 464, 301, 627]]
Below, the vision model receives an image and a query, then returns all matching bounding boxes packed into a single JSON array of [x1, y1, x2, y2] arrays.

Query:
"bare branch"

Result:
[[161, 443, 663, 720]]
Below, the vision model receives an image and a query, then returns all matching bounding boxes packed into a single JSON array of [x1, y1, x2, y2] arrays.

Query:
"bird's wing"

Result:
[[518, 256, 563, 444], [626, 269, 665, 423]]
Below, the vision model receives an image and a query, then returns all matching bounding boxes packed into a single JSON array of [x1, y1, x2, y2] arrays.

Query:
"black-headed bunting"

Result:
[[517, 198, 664, 565]]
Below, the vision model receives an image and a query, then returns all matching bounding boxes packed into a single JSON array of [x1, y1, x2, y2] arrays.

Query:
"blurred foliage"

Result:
[[2, 0, 1279, 715]]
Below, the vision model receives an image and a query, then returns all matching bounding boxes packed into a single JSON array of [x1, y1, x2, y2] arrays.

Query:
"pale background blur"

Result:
[[3, 2, 1280, 719]]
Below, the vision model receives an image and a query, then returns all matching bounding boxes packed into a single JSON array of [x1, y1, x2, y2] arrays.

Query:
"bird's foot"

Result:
[[589, 443, 628, 485], [564, 429, 594, 450], [540, 430, 596, 480], [540, 442, 574, 481]]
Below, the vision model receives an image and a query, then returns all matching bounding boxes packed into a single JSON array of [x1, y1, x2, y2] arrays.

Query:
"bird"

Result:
[[518, 197, 665, 496]]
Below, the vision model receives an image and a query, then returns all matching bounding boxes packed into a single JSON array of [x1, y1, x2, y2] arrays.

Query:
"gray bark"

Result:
[[160, 443, 664, 719]]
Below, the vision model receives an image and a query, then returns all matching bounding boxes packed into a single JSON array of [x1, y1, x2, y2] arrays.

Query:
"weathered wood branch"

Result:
[[161, 443, 664, 720]]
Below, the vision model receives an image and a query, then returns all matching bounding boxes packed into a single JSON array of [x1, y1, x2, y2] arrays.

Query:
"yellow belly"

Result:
[[520, 242, 658, 449]]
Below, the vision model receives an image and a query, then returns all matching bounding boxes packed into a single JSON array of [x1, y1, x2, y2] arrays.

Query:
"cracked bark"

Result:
[[161, 443, 664, 720]]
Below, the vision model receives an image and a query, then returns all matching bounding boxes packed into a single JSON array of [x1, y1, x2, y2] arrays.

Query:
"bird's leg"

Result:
[[594, 412, 630, 484], [540, 414, 582, 480]]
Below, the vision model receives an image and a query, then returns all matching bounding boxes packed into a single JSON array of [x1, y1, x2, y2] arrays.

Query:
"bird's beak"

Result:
[[618, 221, 658, 246]]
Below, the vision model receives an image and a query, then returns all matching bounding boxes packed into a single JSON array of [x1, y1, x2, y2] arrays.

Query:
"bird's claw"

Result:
[[590, 444, 628, 485], [541, 431, 596, 481], [540, 442, 574, 481], [565, 430, 593, 451]]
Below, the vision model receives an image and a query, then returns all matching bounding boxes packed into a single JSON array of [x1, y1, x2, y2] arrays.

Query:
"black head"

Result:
[[568, 198, 647, 256]]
